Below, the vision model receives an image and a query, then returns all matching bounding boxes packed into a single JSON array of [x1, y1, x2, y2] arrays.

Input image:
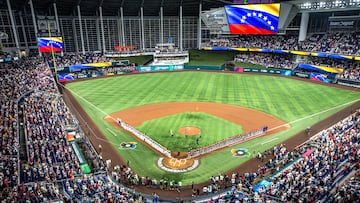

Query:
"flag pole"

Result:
[[48, 22, 58, 84]]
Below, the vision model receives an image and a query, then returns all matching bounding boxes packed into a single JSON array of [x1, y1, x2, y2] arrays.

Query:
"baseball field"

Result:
[[65, 70, 360, 185]]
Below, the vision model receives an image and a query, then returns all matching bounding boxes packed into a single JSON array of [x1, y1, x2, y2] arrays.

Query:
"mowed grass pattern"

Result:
[[66, 72, 360, 184], [67, 72, 360, 122], [136, 112, 244, 151]]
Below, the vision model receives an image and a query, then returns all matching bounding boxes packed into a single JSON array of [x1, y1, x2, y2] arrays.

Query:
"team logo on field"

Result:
[[231, 148, 249, 157], [119, 142, 137, 149]]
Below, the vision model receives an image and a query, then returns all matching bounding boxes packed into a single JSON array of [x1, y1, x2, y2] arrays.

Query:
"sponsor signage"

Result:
[[242, 68, 281, 74], [337, 79, 360, 88], [138, 64, 184, 72], [329, 21, 354, 27], [294, 71, 310, 78]]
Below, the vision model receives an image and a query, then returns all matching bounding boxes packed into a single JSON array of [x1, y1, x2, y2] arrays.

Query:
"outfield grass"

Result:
[[66, 72, 360, 185], [136, 112, 244, 151]]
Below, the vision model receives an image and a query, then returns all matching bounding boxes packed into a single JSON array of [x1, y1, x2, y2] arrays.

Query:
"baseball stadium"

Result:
[[1, 0, 360, 202]]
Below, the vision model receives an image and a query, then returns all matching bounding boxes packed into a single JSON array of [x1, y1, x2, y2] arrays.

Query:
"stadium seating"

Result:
[[1, 52, 359, 202], [206, 32, 360, 56]]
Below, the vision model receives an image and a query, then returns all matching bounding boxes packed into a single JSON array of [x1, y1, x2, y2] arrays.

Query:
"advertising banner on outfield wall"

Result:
[[293, 71, 310, 79], [236, 67, 291, 76], [310, 72, 330, 83], [137, 64, 184, 72], [336, 79, 360, 88]]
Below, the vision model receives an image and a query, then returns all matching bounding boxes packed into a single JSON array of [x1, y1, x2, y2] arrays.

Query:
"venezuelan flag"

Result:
[[37, 37, 63, 52], [225, 4, 280, 35]]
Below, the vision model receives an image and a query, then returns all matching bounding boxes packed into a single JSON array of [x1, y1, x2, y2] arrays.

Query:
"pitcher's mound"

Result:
[[178, 126, 200, 136]]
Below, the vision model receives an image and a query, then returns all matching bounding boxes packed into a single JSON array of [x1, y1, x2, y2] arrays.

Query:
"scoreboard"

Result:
[[201, 3, 280, 35]]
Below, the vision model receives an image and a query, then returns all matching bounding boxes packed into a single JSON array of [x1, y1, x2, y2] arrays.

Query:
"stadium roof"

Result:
[[1, 0, 224, 16], [1, 0, 294, 17]]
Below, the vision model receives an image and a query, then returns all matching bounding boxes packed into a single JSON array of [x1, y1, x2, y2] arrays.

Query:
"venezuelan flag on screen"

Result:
[[37, 37, 63, 52], [225, 4, 280, 34]]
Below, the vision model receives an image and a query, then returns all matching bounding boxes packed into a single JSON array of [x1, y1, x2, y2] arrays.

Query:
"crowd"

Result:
[[207, 31, 360, 56], [306, 57, 360, 70], [330, 170, 360, 202], [0, 58, 49, 201], [208, 109, 360, 203], [1, 51, 360, 202], [48, 52, 107, 68], [0, 51, 11, 59], [235, 53, 296, 70], [208, 34, 298, 50], [0, 57, 149, 202], [338, 67, 360, 81], [332, 32, 360, 55], [62, 174, 142, 202]]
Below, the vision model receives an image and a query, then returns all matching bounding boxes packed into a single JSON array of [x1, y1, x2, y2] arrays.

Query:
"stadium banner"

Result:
[[310, 52, 327, 58], [138, 64, 184, 72], [310, 72, 330, 83], [224, 4, 280, 35], [242, 67, 282, 74], [230, 47, 248, 51], [58, 73, 76, 82], [248, 48, 272, 53], [293, 71, 310, 79], [112, 60, 130, 66], [354, 56, 360, 61], [58, 71, 129, 82], [205, 47, 228, 51], [291, 51, 310, 56], [336, 79, 360, 88], [328, 54, 353, 60], [0, 56, 18, 63], [297, 64, 343, 74], [37, 37, 63, 52], [259, 49, 272, 53], [69, 62, 113, 72], [234, 67, 244, 72], [54, 66, 70, 73], [273, 49, 290, 54]]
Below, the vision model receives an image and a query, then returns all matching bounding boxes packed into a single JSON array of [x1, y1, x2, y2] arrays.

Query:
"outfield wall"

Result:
[[56, 63, 359, 89]]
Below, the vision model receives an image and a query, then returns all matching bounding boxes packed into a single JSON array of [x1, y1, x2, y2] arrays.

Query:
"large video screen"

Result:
[[37, 37, 63, 53], [225, 4, 280, 34]]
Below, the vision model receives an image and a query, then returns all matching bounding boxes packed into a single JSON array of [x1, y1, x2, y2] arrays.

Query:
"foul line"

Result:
[[107, 128, 117, 137], [261, 138, 278, 145], [267, 98, 360, 133], [59, 83, 120, 146]]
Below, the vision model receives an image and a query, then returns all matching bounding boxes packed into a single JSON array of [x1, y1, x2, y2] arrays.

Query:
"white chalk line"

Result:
[[59, 83, 120, 147], [269, 98, 360, 133], [107, 128, 117, 136], [261, 138, 278, 145]]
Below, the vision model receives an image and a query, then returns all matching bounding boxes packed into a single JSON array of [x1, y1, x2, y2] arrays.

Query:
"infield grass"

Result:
[[136, 112, 244, 151], [66, 72, 360, 185]]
